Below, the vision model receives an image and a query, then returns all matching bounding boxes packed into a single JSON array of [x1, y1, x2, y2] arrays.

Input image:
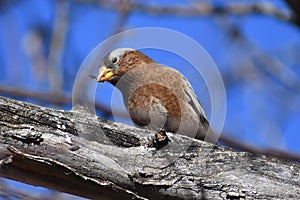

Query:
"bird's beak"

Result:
[[97, 66, 114, 82]]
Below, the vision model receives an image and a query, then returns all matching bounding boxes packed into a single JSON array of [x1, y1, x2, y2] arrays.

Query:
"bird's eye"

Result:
[[112, 57, 119, 64]]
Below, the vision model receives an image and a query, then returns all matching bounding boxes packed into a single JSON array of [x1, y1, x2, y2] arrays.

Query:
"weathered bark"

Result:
[[0, 96, 299, 200]]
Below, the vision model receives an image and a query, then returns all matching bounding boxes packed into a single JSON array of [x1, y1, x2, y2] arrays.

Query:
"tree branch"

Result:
[[75, 0, 293, 25], [0, 85, 128, 118], [0, 96, 299, 199]]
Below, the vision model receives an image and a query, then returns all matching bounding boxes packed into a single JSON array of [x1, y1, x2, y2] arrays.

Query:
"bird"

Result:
[[95, 48, 212, 140]]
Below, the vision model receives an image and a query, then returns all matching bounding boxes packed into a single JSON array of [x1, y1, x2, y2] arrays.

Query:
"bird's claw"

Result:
[[152, 128, 169, 149]]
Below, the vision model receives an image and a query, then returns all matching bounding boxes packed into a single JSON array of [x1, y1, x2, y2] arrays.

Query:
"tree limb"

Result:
[[0, 96, 299, 199], [75, 0, 293, 25], [0, 85, 128, 118]]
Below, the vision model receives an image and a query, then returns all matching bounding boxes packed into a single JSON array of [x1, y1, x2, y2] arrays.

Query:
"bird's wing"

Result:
[[183, 77, 207, 119], [164, 66, 207, 120], [164, 67, 212, 140], [181, 77, 213, 140]]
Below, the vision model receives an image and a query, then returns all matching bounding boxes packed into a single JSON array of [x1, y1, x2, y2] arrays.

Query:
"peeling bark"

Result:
[[0, 96, 299, 200]]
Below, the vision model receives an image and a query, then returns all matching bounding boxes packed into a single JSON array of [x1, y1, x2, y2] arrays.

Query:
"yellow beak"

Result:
[[97, 66, 114, 82]]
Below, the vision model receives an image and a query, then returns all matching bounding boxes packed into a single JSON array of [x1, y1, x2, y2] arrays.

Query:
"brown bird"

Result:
[[96, 48, 211, 140]]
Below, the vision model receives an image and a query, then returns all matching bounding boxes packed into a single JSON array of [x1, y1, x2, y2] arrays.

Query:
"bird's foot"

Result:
[[152, 128, 169, 149]]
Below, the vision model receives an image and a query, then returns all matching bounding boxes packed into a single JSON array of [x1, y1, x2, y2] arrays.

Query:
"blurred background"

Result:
[[0, 0, 299, 199]]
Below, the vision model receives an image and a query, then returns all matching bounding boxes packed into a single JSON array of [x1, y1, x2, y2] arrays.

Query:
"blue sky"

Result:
[[0, 0, 299, 198]]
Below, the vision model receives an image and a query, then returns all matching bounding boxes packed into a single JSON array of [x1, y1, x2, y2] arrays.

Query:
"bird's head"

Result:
[[96, 48, 154, 85]]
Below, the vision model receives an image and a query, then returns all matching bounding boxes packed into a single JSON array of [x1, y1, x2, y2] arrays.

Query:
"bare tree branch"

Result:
[[285, 0, 300, 26], [0, 96, 299, 199], [0, 85, 128, 118], [1, 85, 299, 161], [219, 135, 300, 161], [47, 0, 70, 93], [74, 0, 293, 25]]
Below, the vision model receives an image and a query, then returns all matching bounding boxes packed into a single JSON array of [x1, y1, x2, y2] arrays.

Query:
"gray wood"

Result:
[[0, 96, 299, 199]]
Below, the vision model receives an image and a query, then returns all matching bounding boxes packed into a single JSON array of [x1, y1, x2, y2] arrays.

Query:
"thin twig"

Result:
[[0, 85, 128, 118], [74, 0, 293, 24], [219, 135, 300, 161]]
